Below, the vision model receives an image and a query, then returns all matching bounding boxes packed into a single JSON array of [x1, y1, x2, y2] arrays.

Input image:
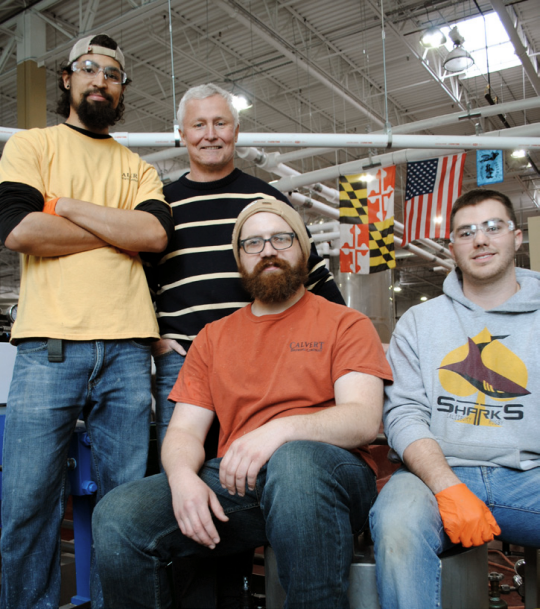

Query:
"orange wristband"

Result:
[[43, 197, 60, 216]]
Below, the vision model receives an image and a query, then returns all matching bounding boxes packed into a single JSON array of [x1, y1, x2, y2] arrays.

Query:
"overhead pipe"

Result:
[[288, 192, 339, 218], [311, 231, 340, 244], [490, 0, 540, 96], [309, 221, 340, 232], [1, 122, 538, 150], [385, 97, 540, 135], [272, 122, 540, 192], [142, 148, 188, 163], [235, 132, 540, 150], [273, 147, 461, 192], [394, 235, 454, 271]]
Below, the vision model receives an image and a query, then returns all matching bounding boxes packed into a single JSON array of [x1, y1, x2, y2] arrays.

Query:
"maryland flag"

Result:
[[339, 166, 396, 274]]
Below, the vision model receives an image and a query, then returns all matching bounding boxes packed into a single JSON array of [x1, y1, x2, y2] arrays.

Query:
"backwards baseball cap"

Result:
[[69, 34, 125, 69], [232, 198, 311, 265]]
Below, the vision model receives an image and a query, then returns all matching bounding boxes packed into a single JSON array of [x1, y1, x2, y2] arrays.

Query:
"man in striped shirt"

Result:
[[146, 83, 344, 457]]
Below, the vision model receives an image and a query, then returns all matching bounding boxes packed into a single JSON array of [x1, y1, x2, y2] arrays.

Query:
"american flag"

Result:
[[402, 153, 466, 245]]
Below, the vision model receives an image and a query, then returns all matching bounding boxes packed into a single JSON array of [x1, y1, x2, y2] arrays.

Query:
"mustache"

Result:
[[254, 256, 289, 274], [83, 89, 114, 104]]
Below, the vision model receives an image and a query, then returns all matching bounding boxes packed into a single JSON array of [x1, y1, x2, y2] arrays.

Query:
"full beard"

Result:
[[240, 256, 309, 304], [73, 89, 118, 130]]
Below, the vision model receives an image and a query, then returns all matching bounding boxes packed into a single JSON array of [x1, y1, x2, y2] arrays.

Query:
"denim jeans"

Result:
[[153, 349, 185, 464], [0, 339, 152, 609], [94, 440, 376, 609], [369, 465, 540, 609]]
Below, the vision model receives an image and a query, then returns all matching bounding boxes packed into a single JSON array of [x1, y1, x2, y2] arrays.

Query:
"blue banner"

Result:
[[477, 150, 504, 186]]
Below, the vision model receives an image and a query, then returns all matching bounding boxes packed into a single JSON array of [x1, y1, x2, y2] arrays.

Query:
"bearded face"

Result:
[[72, 88, 119, 130], [239, 255, 308, 304]]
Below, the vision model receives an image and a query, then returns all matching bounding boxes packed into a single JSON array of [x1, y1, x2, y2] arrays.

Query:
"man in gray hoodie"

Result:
[[370, 188, 540, 609]]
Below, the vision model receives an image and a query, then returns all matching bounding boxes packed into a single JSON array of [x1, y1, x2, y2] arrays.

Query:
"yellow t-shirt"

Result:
[[0, 124, 166, 340]]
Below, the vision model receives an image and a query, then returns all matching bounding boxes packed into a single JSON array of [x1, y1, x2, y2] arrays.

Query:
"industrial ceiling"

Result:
[[0, 0, 539, 310]]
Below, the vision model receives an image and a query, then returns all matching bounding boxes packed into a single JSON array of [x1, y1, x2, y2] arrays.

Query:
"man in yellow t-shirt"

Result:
[[94, 199, 392, 609], [0, 34, 173, 609]]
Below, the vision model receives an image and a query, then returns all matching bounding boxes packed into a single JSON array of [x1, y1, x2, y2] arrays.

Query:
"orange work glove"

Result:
[[43, 197, 60, 216], [435, 483, 501, 547]]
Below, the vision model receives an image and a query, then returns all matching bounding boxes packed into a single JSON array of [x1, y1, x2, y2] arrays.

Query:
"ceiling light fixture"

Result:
[[420, 26, 447, 49], [443, 26, 474, 73], [511, 149, 527, 159], [232, 95, 252, 111]]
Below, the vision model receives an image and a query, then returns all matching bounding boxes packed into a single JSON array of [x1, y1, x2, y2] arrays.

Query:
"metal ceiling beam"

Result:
[[79, 0, 101, 34], [364, 0, 468, 112], [213, 0, 386, 127], [167, 5, 348, 132], [276, 0, 412, 125], [490, 0, 540, 96]]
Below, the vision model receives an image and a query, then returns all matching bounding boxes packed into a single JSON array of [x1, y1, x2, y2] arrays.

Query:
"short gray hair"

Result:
[[177, 83, 239, 129]]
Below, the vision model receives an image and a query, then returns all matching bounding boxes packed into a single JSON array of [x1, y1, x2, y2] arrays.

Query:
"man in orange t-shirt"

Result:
[[94, 199, 393, 609]]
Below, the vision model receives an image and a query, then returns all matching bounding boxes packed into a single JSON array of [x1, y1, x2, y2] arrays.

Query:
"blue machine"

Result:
[[67, 425, 96, 605]]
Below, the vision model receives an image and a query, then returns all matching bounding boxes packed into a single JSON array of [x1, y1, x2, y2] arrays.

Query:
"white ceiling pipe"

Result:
[[309, 222, 340, 232], [0, 127, 20, 141], [311, 183, 340, 206], [311, 231, 340, 243], [142, 148, 189, 163], [70, 130, 538, 150], [417, 237, 452, 258], [242, 98, 540, 168], [393, 223, 452, 258], [241, 133, 540, 150], [383, 97, 540, 135], [236, 147, 267, 164], [394, 235, 454, 271], [264, 148, 336, 167], [288, 192, 339, 219], [274, 147, 460, 192], [490, 0, 540, 97]]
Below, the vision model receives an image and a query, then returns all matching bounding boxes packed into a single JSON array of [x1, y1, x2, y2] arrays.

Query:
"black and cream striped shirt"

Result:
[[144, 168, 344, 352]]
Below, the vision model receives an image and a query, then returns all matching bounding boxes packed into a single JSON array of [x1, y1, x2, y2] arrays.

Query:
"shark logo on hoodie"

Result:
[[437, 327, 529, 426]]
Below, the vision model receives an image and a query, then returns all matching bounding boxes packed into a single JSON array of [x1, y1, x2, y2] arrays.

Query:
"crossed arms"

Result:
[[5, 196, 168, 257], [162, 370, 384, 549]]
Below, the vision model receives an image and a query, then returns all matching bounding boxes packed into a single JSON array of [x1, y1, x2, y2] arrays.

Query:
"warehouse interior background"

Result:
[[0, 0, 539, 323]]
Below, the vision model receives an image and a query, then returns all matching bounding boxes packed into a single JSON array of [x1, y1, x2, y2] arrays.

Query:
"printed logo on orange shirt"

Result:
[[290, 342, 324, 352]]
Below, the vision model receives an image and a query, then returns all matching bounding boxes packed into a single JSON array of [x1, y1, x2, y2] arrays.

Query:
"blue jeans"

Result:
[[94, 440, 376, 609], [153, 349, 185, 465], [0, 339, 152, 609], [369, 466, 540, 609]]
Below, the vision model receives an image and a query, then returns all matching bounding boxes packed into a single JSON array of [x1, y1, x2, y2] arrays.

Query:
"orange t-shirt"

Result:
[[169, 291, 393, 473]]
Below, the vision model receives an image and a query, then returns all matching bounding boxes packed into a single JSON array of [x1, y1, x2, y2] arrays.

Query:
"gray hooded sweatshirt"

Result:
[[384, 267, 540, 470]]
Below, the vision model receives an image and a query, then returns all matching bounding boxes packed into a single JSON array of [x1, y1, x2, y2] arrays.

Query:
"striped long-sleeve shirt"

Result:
[[145, 168, 344, 351]]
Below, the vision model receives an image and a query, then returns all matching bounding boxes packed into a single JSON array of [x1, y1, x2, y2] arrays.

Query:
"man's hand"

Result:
[[435, 483, 501, 547], [219, 421, 286, 497], [152, 338, 187, 358], [170, 469, 229, 549]]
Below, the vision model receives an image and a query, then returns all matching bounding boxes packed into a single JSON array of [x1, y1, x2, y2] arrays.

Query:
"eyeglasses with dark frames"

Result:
[[239, 232, 296, 255]]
